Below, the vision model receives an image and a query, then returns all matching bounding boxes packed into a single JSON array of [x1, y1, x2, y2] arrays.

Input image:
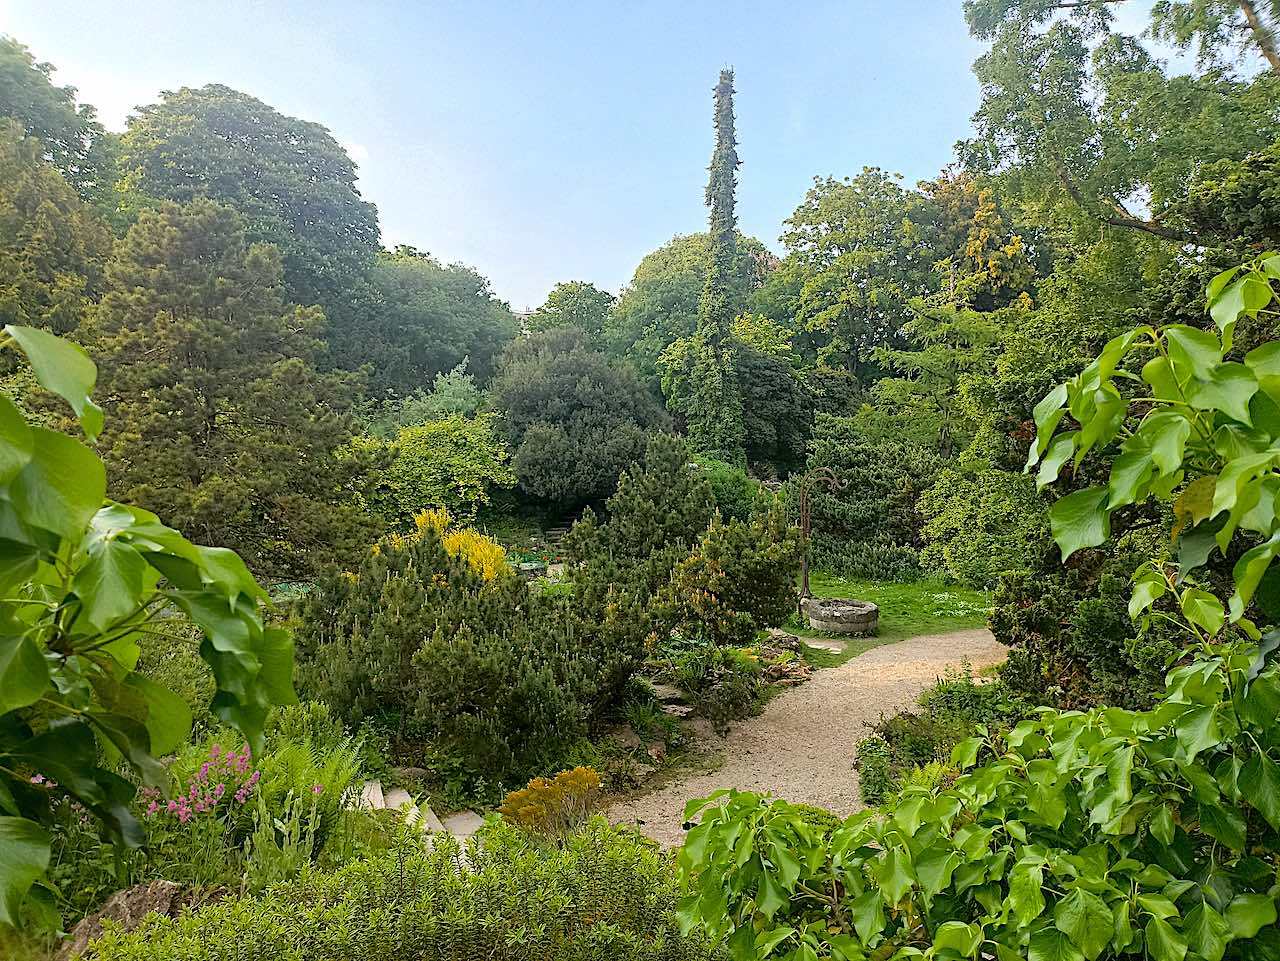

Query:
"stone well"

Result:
[[801, 597, 879, 636]]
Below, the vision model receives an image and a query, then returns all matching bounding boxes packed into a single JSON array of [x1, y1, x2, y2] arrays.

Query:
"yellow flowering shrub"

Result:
[[373, 507, 507, 581], [499, 766, 602, 841]]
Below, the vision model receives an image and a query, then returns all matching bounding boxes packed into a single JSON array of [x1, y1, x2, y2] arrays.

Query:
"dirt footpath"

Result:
[[608, 628, 1006, 847]]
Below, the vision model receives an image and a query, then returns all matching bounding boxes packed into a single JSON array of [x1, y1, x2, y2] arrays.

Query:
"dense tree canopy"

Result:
[[0, 37, 116, 207], [605, 230, 775, 384], [526, 280, 615, 337], [358, 247, 517, 395], [0, 121, 111, 336], [87, 199, 374, 575], [489, 327, 668, 506], [119, 84, 380, 316]]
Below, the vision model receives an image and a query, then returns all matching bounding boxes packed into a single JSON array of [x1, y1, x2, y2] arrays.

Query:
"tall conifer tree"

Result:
[[686, 69, 747, 465]]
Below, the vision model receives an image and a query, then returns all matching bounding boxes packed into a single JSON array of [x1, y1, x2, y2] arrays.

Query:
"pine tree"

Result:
[[88, 198, 377, 575], [685, 69, 747, 465]]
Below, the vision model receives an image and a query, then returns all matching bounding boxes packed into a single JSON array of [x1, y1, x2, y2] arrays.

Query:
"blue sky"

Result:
[[0, 1, 1157, 309]]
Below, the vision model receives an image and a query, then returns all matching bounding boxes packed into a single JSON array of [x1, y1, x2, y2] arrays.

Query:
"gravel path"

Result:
[[608, 628, 1006, 847]]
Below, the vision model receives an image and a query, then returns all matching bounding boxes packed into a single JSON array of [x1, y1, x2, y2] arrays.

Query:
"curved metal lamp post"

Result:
[[796, 466, 848, 617]]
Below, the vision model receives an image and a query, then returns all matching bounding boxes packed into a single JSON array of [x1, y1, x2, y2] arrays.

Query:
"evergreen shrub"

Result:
[[84, 821, 713, 961]]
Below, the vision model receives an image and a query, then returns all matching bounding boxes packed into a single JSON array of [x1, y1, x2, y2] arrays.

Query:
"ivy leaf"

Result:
[[0, 395, 33, 485], [1181, 589, 1225, 637], [1054, 888, 1114, 959], [1030, 927, 1085, 961], [1038, 433, 1078, 489], [876, 849, 914, 904], [3, 325, 103, 440], [1050, 488, 1111, 561], [1187, 362, 1258, 425], [10, 429, 105, 542], [1146, 918, 1189, 961], [1197, 802, 1246, 851], [72, 538, 149, 632], [125, 674, 193, 756], [935, 921, 982, 958], [0, 817, 50, 927], [1225, 894, 1278, 939], [1184, 902, 1230, 961], [756, 871, 787, 920], [1239, 753, 1280, 830], [0, 636, 50, 716]]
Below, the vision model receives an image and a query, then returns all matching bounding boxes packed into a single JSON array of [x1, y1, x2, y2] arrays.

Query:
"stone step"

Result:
[[404, 802, 446, 833], [650, 682, 686, 704], [383, 787, 414, 811], [349, 779, 384, 811], [443, 810, 486, 839], [662, 703, 694, 718], [804, 637, 846, 654]]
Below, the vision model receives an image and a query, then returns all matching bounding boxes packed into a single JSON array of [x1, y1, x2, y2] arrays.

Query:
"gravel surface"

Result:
[[608, 628, 1006, 847]]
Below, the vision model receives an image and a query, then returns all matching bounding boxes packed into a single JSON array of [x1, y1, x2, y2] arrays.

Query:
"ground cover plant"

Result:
[[82, 820, 714, 961]]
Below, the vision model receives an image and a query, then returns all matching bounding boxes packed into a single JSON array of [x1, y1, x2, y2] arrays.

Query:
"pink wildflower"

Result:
[[312, 784, 324, 795]]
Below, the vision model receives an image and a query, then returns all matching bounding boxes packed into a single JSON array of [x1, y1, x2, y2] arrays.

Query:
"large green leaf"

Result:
[[0, 636, 50, 715], [0, 817, 50, 926], [3, 325, 102, 440], [935, 921, 982, 958], [1144, 412, 1194, 477], [1239, 753, 1280, 830], [1166, 326, 1223, 380], [1197, 803, 1246, 851], [10, 429, 105, 541], [1184, 902, 1230, 961], [0, 395, 33, 485], [756, 871, 787, 920], [1054, 888, 1113, 959], [1225, 894, 1277, 939], [1038, 433, 1078, 489], [1145, 917, 1189, 961], [1050, 488, 1111, 561], [1030, 383, 1069, 463], [1187, 362, 1258, 425], [72, 538, 149, 631], [124, 674, 193, 756], [875, 849, 914, 904], [1030, 927, 1085, 961]]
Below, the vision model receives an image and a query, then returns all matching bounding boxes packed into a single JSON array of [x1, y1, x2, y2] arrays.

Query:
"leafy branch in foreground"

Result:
[[677, 255, 1280, 961], [0, 325, 295, 928], [1027, 251, 1280, 632]]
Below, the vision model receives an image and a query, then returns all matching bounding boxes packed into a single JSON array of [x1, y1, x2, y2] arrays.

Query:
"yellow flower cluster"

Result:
[[498, 766, 602, 840], [372, 508, 507, 581]]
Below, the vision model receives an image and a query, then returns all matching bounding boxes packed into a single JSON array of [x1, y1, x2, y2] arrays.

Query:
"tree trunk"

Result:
[[1238, 0, 1280, 73]]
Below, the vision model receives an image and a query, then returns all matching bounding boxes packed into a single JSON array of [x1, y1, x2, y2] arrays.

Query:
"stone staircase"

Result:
[[350, 780, 485, 842]]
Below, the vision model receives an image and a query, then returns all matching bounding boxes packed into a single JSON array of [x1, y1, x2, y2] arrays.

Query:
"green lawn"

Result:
[[788, 574, 993, 667]]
